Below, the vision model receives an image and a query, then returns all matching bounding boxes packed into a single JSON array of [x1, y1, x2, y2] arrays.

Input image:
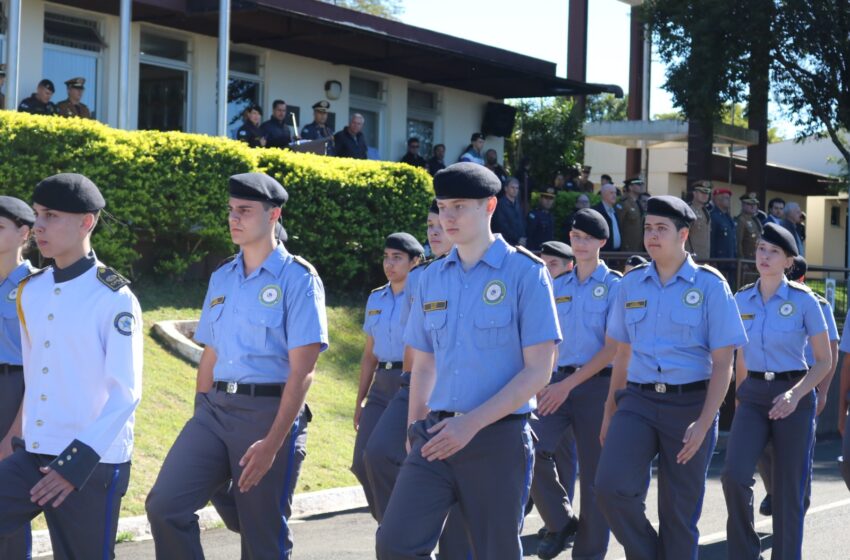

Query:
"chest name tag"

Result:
[[367, 309, 382, 316], [625, 300, 647, 309], [740, 313, 755, 320], [210, 296, 225, 308], [424, 300, 448, 312], [555, 296, 572, 304]]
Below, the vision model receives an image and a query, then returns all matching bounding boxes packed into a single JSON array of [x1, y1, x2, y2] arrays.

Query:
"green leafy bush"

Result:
[[0, 111, 432, 286]]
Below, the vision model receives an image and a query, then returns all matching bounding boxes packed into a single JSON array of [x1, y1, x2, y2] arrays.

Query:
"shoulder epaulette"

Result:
[[20, 267, 46, 283], [698, 263, 726, 281], [96, 266, 130, 292], [371, 283, 389, 293], [813, 293, 828, 305], [515, 245, 544, 265], [609, 269, 624, 278], [214, 254, 237, 271], [737, 282, 757, 294], [424, 253, 447, 269], [624, 262, 650, 275], [293, 255, 318, 276], [788, 280, 811, 293]]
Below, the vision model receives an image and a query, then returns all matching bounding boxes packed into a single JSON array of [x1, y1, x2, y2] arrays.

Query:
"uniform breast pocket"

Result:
[[241, 307, 284, 350], [583, 297, 608, 328], [472, 306, 512, 349], [206, 304, 226, 341], [425, 311, 448, 349], [770, 315, 804, 346], [364, 312, 381, 337], [625, 307, 647, 341], [670, 308, 702, 342]]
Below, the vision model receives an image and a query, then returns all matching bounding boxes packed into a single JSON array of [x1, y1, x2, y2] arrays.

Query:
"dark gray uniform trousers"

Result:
[[757, 427, 816, 511], [352, 368, 404, 519], [0, 369, 30, 559], [146, 389, 308, 560], [722, 378, 816, 560], [0, 440, 130, 560], [555, 427, 578, 503], [530, 370, 609, 559], [376, 412, 534, 560], [363, 383, 472, 559], [595, 385, 717, 560]]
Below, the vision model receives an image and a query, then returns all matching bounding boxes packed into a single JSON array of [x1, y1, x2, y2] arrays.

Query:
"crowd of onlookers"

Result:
[[2, 72, 94, 119]]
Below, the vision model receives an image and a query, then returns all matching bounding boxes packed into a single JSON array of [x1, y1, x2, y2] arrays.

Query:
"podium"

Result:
[[288, 138, 330, 155]]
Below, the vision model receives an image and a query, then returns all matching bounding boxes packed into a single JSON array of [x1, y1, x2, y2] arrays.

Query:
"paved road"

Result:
[[78, 438, 850, 559]]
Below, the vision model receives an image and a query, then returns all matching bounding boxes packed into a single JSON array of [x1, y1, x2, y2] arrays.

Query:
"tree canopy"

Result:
[[320, 0, 403, 19]]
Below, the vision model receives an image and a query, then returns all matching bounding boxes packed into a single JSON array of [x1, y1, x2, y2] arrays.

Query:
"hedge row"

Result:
[[0, 111, 433, 287]]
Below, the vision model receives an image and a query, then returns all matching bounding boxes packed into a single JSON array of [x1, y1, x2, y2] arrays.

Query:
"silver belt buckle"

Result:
[[654, 383, 667, 394], [226, 381, 238, 394], [384, 362, 393, 370], [764, 372, 775, 381]]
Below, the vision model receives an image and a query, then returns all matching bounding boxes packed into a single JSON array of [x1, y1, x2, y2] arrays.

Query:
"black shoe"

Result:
[[759, 494, 772, 516], [537, 517, 578, 560]]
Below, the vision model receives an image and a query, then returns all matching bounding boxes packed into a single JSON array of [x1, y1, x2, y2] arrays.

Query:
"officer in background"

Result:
[[0, 64, 6, 109], [526, 187, 556, 252], [376, 163, 561, 559], [596, 195, 747, 559], [710, 187, 737, 260], [146, 173, 328, 558], [236, 104, 266, 148], [688, 181, 712, 260], [531, 211, 620, 560], [0, 197, 36, 559], [17, 79, 57, 116], [617, 178, 645, 253], [260, 100, 297, 149], [736, 193, 763, 260], [0, 174, 142, 558], [300, 101, 335, 156], [56, 78, 92, 119]]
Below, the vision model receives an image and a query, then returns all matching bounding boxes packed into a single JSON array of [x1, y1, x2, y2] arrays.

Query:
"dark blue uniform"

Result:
[[710, 208, 737, 259], [526, 207, 555, 252]]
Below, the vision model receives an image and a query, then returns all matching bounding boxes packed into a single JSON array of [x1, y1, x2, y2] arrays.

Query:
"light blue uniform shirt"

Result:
[[804, 297, 838, 366], [363, 284, 406, 363], [555, 262, 620, 368], [404, 235, 562, 414], [735, 278, 827, 373], [399, 262, 426, 329], [0, 260, 34, 366], [608, 256, 747, 384], [840, 309, 850, 354], [195, 244, 329, 383]]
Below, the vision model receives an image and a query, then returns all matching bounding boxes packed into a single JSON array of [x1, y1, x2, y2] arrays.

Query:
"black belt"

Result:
[[627, 380, 708, 394], [0, 364, 22, 374], [377, 361, 404, 371], [432, 411, 530, 423], [557, 365, 612, 378], [748, 370, 807, 382], [213, 381, 282, 397]]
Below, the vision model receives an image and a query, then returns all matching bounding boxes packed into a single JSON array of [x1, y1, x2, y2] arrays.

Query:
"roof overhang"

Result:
[[704, 153, 837, 197], [50, 0, 622, 99], [584, 120, 759, 149]]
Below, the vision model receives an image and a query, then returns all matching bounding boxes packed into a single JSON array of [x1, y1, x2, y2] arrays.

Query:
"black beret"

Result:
[[33, 173, 105, 213], [428, 198, 439, 214], [540, 241, 574, 260], [625, 255, 648, 268], [646, 195, 696, 224], [762, 222, 798, 256], [433, 163, 500, 200], [571, 208, 609, 239], [385, 232, 424, 259], [229, 173, 288, 206], [786, 255, 807, 281], [0, 196, 35, 226]]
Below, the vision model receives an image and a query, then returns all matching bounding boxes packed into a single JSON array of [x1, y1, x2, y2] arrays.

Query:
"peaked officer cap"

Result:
[[229, 173, 288, 206], [33, 173, 105, 213]]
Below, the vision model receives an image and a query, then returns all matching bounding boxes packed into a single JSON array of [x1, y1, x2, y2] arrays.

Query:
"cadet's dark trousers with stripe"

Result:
[[376, 412, 534, 560], [363, 383, 472, 559], [0, 440, 129, 560], [352, 368, 404, 520], [530, 371, 609, 560], [722, 377, 816, 560], [146, 389, 308, 560], [595, 385, 717, 560], [0, 368, 30, 559]]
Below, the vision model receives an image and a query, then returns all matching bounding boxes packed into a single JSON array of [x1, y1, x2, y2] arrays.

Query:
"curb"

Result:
[[33, 485, 366, 557], [151, 319, 202, 365]]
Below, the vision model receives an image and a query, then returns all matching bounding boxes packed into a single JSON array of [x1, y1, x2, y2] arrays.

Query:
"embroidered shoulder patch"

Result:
[[114, 312, 135, 336]]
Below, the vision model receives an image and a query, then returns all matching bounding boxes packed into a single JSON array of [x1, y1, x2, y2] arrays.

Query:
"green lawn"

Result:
[[108, 281, 363, 518]]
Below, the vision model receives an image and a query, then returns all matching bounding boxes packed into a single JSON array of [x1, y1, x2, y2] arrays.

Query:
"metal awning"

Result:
[[584, 120, 759, 149]]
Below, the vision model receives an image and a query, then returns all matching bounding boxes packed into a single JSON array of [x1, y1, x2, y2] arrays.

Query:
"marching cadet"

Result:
[[17, 79, 57, 116], [736, 193, 763, 260], [0, 197, 36, 559], [623, 254, 647, 274], [687, 181, 713, 260], [839, 307, 850, 492], [596, 195, 747, 559], [146, 173, 328, 559], [376, 163, 561, 559], [352, 232, 423, 518], [531, 210, 620, 560], [617, 178, 645, 253], [722, 223, 830, 559], [525, 188, 556, 252], [300, 100, 335, 155], [0, 174, 143, 558], [56, 78, 92, 119]]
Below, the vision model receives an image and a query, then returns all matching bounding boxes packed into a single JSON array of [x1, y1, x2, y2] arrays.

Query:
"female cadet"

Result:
[[351, 232, 423, 518], [0, 197, 36, 559], [722, 223, 831, 559]]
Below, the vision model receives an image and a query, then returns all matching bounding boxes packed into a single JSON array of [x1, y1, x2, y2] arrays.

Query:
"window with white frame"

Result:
[[227, 50, 263, 139], [349, 74, 386, 159], [42, 11, 105, 119], [407, 87, 440, 158], [138, 30, 191, 132]]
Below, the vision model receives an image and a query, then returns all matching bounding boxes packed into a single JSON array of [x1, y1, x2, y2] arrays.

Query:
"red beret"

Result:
[[713, 188, 732, 196]]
